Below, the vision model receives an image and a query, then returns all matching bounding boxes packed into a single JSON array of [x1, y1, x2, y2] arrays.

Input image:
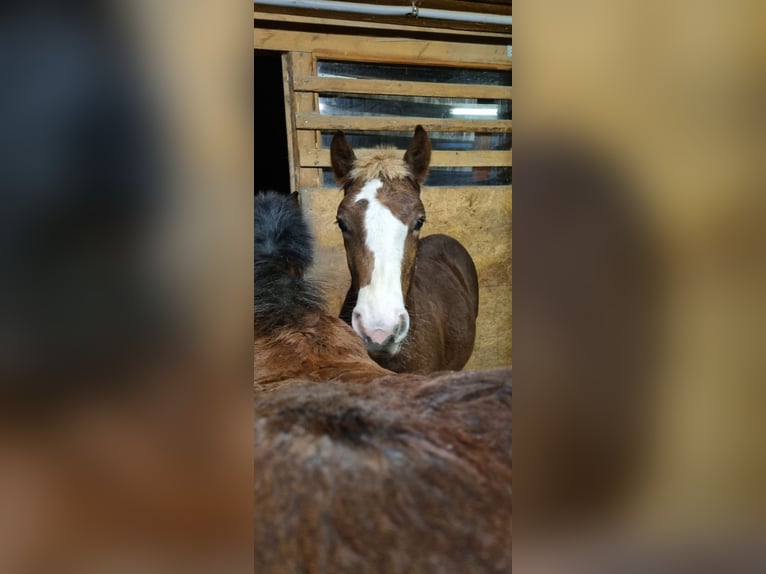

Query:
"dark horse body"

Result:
[[331, 126, 479, 373]]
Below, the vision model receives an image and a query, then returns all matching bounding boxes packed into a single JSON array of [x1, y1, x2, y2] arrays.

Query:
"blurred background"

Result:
[[514, 0, 766, 570], [0, 1, 252, 572], [3, 0, 766, 571]]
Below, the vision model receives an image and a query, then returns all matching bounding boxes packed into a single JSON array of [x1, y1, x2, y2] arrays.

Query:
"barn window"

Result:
[[314, 60, 511, 187]]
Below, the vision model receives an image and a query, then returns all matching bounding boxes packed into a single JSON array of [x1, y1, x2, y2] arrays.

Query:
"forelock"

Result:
[[350, 147, 411, 182]]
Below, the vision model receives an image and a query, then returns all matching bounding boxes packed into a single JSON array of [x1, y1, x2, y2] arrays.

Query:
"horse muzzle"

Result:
[[364, 336, 405, 357], [353, 310, 409, 355]]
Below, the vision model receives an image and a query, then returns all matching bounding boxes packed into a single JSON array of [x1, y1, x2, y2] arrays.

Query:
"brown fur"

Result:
[[388, 233, 480, 372], [254, 308, 391, 389], [254, 367, 512, 574], [332, 127, 479, 373]]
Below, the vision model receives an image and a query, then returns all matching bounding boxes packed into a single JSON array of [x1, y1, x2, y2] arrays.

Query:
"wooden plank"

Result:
[[293, 76, 512, 100], [301, 149, 511, 168], [296, 112, 511, 133], [253, 11, 511, 41], [284, 53, 322, 192], [310, 185, 511, 196], [254, 28, 512, 69], [281, 53, 300, 194]]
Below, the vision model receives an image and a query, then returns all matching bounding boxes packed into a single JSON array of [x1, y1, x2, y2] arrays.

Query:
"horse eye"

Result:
[[336, 218, 349, 233], [413, 217, 425, 231]]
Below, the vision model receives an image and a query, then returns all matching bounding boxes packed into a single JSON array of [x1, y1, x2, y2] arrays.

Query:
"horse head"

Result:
[[331, 126, 432, 356]]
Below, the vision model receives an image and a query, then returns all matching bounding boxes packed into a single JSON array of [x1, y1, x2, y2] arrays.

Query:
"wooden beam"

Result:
[[307, 185, 511, 200], [253, 11, 511, 41], [254, 27, 512, 69], [296, 112, 511, 133], [284, 53, 322, 192], [301, 148, 511, 168], [293, 76, 512, 100]]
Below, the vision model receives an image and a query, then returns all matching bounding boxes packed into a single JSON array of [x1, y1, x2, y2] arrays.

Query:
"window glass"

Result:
[[318, 61, 511, 187]]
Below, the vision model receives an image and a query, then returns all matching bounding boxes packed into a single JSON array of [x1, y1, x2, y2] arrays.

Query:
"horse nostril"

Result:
[[395, 313, 409, 336]]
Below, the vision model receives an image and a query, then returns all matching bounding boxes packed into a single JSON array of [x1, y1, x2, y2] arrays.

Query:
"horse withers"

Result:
[[330, 126, 479, 373]]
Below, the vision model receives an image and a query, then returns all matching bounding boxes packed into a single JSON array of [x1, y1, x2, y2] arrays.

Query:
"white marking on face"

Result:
[[352, 179, 409, 344]]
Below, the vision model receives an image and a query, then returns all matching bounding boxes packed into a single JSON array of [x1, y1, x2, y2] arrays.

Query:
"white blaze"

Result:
[[353, 179, 409, 343]]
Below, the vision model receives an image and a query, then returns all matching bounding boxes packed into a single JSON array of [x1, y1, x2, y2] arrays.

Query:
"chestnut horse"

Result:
[[330, 126, 480, 373]]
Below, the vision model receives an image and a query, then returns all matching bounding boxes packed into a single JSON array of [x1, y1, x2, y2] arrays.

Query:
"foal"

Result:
[[331, 126, 480, 373], [253, 190, 391, 387]]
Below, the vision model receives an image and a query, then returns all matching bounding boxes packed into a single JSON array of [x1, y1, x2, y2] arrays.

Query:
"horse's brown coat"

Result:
[[254, 367, 512, 574], [254, 308, 391, 388], [331, 126, 480, 373]]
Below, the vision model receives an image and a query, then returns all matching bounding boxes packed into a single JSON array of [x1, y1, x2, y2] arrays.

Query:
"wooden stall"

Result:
[[255, 1, 512, 369]]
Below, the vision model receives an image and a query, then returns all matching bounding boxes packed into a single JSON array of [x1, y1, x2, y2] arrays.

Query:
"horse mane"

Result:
[[254, 190, 324, 332], [350, 147, 411, 182]]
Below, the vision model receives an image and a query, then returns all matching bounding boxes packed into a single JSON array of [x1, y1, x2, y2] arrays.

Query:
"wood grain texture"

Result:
[[293, 75, 512, 100], [296, 112, 512, 132], [254, 28, 512, 67], [301, 148, 511, 168]]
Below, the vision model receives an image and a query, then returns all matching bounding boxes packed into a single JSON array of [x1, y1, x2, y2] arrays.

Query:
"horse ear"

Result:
[[330, 130, 356, 186], [403, 125, 431, 186]]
